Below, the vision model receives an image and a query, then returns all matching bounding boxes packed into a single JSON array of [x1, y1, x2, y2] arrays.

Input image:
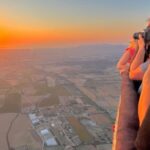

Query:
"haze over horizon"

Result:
[[0, 0, 149, 48], [1, 1, 149, 149]]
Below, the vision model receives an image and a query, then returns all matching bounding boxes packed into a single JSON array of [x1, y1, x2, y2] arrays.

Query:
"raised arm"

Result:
[[129, 35, 146, 80], [117, 50, 130, 71]]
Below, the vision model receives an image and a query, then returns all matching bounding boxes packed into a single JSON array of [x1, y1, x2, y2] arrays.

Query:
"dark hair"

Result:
[[144, 45, 150, 62]]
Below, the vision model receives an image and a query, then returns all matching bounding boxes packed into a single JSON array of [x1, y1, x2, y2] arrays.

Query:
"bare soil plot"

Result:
[[9, 114, 42, 150], [68, 116, 93, 143], [0, 113, 16, 150]]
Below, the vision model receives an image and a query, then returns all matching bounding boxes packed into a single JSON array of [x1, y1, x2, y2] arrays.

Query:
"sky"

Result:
[[0, 0, 150, 48]]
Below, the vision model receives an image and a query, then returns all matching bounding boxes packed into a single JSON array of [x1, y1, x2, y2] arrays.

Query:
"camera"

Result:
[[133, 27, 150, 43]]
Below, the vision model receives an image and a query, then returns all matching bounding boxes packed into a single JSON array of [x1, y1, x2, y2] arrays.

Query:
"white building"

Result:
[[40, 129, 58, 147], [29, 113, 40, 126]]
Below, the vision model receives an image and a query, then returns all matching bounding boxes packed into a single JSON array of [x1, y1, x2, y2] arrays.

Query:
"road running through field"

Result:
[[6, 113, 19, 150]]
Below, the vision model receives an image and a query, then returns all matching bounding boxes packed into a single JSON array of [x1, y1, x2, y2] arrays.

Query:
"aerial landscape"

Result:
[[0, 0, 149, 150], [0, 45, 124, 150]]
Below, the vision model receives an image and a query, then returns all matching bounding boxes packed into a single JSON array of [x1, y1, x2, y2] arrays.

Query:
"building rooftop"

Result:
[[45, 138, 58, 146], [40, 128, 58, 146], [41, 129, 49, 135]]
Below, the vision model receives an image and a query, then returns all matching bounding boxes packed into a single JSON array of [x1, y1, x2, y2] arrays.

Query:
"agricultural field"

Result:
[[0, 93, 21, 113], [39, 94, 59, 107], [68, 116, 93, 143], [38, 85, 71, 107]]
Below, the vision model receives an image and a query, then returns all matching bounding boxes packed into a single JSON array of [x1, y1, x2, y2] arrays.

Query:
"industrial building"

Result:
[[39, 128, 58, 147]]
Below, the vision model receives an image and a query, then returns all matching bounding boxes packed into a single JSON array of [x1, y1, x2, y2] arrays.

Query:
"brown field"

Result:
[[0, 96, 5, 108], [68, 116, 93, 143], [0, 113, 16, 150], [89, 114, 111, 126], [0, 79, 10, 89], [35, 84, 71, 96], [53, 86, 71, 96], [76, 145, 97, 150], [0, 93, 21, 113], [39, 94, 59, 107], [9, 114, 42, 150]]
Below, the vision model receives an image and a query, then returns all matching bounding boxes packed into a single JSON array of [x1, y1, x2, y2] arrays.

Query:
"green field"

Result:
[[35, 84, 71, 96], [34, 83, 51, 95], [0, 93, 21, 113], [39, 94, 59, 107], [68, 116, 93, 143], [36, 84, 71, 107]]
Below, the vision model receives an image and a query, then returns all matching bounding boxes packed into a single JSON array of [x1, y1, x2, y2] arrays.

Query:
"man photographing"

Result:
[[129, 28, 150, 126], [113, 19, 150, 150]]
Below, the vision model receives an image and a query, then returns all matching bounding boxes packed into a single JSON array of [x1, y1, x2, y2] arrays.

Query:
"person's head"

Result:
[[138, 33, 150, 60], [146, 43, 150, 59]]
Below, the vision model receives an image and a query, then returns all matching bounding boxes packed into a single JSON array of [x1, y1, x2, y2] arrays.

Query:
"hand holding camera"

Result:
[[138, 34, 145, 50], [133, 27, 150, 59]]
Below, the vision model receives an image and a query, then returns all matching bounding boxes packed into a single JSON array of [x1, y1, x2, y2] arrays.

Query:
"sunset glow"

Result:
[[0, 0, 150, 48]]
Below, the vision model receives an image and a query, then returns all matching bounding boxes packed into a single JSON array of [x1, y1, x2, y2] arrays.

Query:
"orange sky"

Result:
[[0, 0, 149, 48], [0, 24, 132, 48]]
